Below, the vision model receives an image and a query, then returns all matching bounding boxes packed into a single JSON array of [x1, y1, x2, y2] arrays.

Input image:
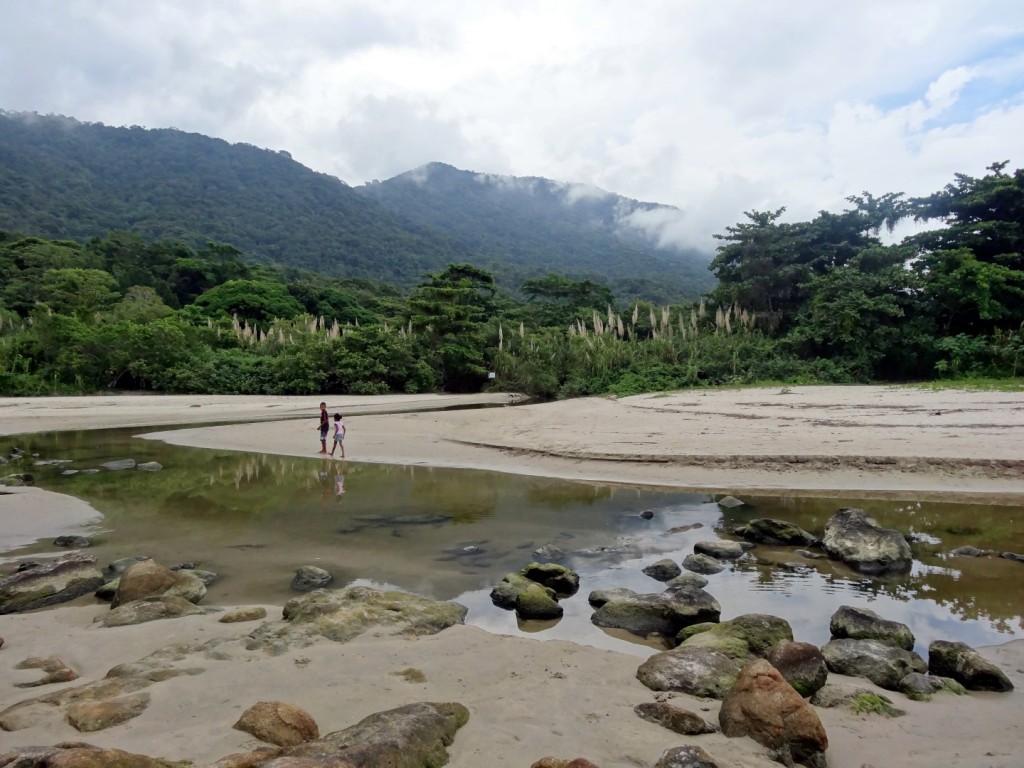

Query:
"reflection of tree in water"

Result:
[[523, 479, 614, 509]]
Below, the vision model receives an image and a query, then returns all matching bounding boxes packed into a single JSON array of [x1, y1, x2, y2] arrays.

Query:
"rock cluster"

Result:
[[490, 562, 580, 620]]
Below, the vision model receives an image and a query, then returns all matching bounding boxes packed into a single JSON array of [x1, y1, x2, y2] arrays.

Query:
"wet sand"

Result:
[[2, 387, 1023, 767]]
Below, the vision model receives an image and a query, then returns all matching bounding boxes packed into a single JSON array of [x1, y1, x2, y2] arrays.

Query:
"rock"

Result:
[[898, 672, 944, 700], [53, 535, 91, 548], [105, 555, 150, 578], [634, 701, 718, 734], [532, 759, 601, 768], [1002, 551, 1024, 562], [765, 640, 828, 697], [693, 540, 746, 560], [101, 459, 137, 470], [794, 549, 826, 560], [248, 586, 467, 649], [928, 640, 1014, 692], [113, 560, 206, 607], [521, 562, 580, 596], [0, 635, 4, 649], [291, 565, 333, 591], [14, 656, 79, 687], [0, 744, 180, 767], [0, 552, 105, 614], [682, 553, 725, 574], [533, 544, 565, 560], [821, 638, 927, 690], [96, 578, 120, 601], [101, 595, 207, 626], [233, 700, 320, 746], [587, 587, 636, 607], [734, 518, 818, 546], [639, 509, 655, 519], [220, 606, 268, 623], [665, 571, 708, 589], [829, 605, 914, 650], [592, 585, 721, 639], [679, 614, 793, 661], [492, 572, 546, 609], [517, 582, 563, 620], [821, 507, 912, 573], [213, 701, 469, 768], [636, 646, 740, 698], [66, 692, 151, 731], [654, 745, 719, 768], [716, 495, 746, 508], [811, 684, 906, 717], [720, 659, 828, 768], [643, 558, 682, 581], [905, 531, 942, 545], [176, 568, 218, 586], [0, 473, 32, 486], [950, 545, 993, 557], [136, 461, 163, 471]]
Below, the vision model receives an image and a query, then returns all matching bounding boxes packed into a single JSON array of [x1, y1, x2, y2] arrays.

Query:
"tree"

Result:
[[521, 274, 614, 328], [194, 279, 304, 328], [39, 268, 120, 320], [407, 263, 497, 390]]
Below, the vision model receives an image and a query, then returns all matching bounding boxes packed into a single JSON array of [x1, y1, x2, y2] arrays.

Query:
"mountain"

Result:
[[358, 163, 714, 300], [0, 111, 712, 299], [0, 111, 468, 285]]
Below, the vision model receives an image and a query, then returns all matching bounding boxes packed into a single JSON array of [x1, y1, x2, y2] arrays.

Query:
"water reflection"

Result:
[[2, 427, 1023, 657]]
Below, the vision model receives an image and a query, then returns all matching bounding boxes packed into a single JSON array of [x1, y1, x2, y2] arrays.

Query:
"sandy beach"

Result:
[[2, 386, 1023, 767]]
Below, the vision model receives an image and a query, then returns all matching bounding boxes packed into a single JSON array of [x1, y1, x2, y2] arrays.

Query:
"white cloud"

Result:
[[1, 0, 1022, 252]]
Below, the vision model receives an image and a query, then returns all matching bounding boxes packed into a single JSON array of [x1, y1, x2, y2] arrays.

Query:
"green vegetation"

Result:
[[1, 149, 1021, 398], [0, 113, 710, 302], [849, 693, 906, 717]]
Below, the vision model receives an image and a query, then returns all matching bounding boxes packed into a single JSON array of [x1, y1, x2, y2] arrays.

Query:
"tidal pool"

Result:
[[4, 426, 1023, 657]]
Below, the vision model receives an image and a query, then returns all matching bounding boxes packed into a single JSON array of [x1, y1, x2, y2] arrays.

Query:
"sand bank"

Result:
[[2, 387, 1023, 767]]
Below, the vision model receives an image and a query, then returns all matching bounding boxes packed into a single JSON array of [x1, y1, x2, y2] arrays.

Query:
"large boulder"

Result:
[[928, 640, 1014, 692], [517, 582, 563, 620], [112, 560, 206, 608], [247, 586, 467, 650], [521, 562, 580, 596], [677, 614, 793, 660], [592, 585, 721, 639], [233, 700, 320, 746], [733, 518, 818, 546], [719, 659, 828, 768], [765, 640, 828, 697], [0, 553, 105, 614], [821, 638, 926, 690], [636, 646, 740, 698], [212, 701, 469, 768], [821, 508, 912, 573], [829, 605, 914, 650]]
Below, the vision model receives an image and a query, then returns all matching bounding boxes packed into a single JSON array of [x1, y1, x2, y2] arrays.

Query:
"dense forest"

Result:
[[0, 111, 707, 303], [1, 163, 1021, 397]]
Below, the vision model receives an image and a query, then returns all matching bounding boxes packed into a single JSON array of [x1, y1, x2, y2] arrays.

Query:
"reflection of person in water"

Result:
[[334, 465, 346, 497], [318, 457, 332, 507]]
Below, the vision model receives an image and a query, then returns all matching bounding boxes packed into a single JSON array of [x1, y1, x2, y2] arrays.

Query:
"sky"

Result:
[[2, 0, 1023, 250]]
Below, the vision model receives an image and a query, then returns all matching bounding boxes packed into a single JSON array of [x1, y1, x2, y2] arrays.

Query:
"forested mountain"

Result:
[[0, 112, 710, 300], [359, 163, 713, 300], [0, 112, 477, 286]]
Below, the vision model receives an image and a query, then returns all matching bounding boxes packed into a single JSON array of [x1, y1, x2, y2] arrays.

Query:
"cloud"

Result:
[[1, 0, 1022, 252]]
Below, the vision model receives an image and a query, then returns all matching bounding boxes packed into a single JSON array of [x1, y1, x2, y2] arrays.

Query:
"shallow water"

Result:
[[4, 427, 1023, 657]]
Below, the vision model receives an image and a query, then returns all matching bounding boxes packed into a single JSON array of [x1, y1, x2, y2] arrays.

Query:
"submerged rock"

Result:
[[643, 558, 683, 582], [100, 459, 137, 471], [734, 518, 818, 546], [693, 540, 746, 560], [682, 553, 725, 575], [53, 535, 91, 548], [716, 496, 747, 508], [821, 508, 912, 573], [592, 585, 721, 639], [490, 562, 579, 620], [291, 565, 333, 591]]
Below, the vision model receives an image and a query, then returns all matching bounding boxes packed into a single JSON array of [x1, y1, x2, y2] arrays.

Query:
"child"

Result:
[[317, 402, 329, 454], [329, 413, 346, 458]]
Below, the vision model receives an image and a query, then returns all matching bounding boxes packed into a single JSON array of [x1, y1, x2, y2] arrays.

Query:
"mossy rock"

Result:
[[679, 614, 793, 660], [849, 693, 905, 717], [516, 583, 563, 620]]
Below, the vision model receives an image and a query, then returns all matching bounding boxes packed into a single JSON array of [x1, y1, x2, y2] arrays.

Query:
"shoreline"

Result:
[[2, 388, 1023, 767]]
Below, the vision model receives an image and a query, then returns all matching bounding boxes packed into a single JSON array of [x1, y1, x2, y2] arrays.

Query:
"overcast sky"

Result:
[[2, 1, 1022, 249]]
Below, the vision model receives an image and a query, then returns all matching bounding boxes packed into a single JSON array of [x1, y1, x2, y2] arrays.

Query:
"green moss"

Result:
[[849, 693, 905, 717], [940, 677, 968, 695]]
